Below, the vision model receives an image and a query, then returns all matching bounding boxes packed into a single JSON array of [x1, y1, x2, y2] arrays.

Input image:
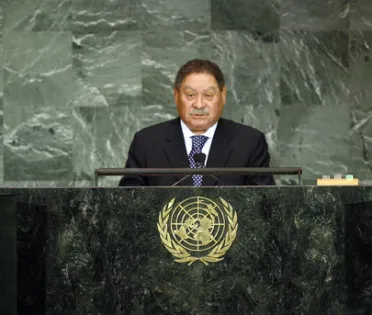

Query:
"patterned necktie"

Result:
[[188, 135, 208, 186]]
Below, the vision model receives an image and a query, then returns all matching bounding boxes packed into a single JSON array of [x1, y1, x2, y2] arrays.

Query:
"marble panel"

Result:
[[72, 31, 142, 108], [277, 104, 351, 181], [0, 186, 363, 313], [349, 31, 372, 180], [280, 31, 349, 106], [141, 0, 210, 31], [3, 32, 74, 181], [211, 0, 280, 33], [350, 0, 372, 30], [2, 0, 71, 31], [0, 6, 3, 184], [344, 200, 372, 312], [72, 0, 140, 32], [281, 0, 349, 30], [0, 194, 17, 315], [0, 101, 3, 185]]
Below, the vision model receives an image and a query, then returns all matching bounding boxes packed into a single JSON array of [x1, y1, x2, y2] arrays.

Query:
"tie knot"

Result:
[[191, 135, 208, 152]]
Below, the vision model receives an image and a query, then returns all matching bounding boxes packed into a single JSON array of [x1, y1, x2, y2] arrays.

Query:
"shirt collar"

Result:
[[180, 119, 218, 139]]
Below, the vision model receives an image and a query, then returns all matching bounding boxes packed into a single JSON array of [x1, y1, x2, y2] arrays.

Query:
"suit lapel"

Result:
[[203, 118, 233, 186], [163, 118, 193, 185]]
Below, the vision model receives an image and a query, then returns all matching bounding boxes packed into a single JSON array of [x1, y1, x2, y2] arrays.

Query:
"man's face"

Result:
[[174, 72, 226, 134]]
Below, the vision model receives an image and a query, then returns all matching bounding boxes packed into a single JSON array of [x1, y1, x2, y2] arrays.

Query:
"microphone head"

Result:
[[194, 153, 206, 164]]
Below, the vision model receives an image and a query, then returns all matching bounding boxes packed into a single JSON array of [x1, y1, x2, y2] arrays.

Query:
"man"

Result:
[[119, 59, 275, 186]]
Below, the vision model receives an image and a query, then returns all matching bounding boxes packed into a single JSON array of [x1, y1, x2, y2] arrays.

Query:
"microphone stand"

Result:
[[171, 168, 225, 186], [207, 173, 225, 186], [197, 162, 225, 186], [172, 153, 226, 187], [194, 153, 225, 186], [171, 175, 191, 187]]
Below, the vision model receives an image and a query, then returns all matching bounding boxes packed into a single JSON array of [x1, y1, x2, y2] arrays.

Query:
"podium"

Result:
[[1, 186, 371, 314], [0, 194, 17, 315]]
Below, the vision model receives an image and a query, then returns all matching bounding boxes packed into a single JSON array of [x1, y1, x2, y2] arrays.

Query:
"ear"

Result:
[[173, 88, 179, 104], [221, 86, 227, 104]]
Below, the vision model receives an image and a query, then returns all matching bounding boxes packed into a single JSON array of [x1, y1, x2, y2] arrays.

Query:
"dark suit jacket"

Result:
[[119, 117, 275, 186]]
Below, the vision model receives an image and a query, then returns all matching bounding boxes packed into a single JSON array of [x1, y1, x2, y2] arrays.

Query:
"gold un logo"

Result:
[[157, 196, 238, 265]]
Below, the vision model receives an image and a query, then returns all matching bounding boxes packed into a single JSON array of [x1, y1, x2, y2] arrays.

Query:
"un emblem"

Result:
[[157, 196, 238, 265]]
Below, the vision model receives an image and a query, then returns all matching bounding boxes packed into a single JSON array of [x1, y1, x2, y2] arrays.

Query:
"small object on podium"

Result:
[[317, 174, 359, 186]]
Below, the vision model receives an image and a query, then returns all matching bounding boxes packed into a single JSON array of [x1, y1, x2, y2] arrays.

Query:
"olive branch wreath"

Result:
[[157, 197, 238, 266]]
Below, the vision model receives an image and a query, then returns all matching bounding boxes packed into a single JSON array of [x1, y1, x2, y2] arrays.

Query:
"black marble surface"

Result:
[[1, 187, 372, 314], [0, 194, 17, 315]]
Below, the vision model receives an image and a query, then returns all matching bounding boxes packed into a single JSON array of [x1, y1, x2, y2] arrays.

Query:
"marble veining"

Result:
[[0, 1, 372, 185], [0, 186, 371, 314]]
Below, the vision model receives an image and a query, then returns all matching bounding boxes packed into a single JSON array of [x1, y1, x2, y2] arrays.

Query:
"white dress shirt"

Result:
[[180, 119, 218, 165]]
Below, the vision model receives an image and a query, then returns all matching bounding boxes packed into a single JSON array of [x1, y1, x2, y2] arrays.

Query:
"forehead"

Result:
[[181, 72, 219, 89]]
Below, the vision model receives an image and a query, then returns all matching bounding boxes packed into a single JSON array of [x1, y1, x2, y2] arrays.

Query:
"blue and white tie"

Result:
[[188, 135, 208, 186]]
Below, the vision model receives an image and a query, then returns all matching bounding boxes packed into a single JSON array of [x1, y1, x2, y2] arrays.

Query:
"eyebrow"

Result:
[[183, 86, 218, 91]]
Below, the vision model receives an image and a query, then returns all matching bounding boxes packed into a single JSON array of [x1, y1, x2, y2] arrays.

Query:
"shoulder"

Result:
[[133, 118, 178, 140]]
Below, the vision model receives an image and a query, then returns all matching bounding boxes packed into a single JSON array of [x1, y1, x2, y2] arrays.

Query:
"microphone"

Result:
[[172, 153, 206, 186], [193, 153, 225, 186], [171, 153, 225, 186], [194, 153, 206, 167]]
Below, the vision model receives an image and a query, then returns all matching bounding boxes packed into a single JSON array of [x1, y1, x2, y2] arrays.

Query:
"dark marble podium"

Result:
[[0, 194, 17, 315], [1, 187, 371, 315]]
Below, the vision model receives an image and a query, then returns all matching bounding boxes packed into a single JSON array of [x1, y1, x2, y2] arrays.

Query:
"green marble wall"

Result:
[[0, 1, 372, 187]]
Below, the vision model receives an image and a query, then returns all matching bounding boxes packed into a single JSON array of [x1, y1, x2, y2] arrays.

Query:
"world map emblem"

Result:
[[157, 196, 238, 265]]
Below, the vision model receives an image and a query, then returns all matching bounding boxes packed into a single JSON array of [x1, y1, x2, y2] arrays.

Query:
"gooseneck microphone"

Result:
[[171, 154, 205, 186], [171, 153, 225, 186], [193, 153, 225, 186], [194, 153, 206, 167]]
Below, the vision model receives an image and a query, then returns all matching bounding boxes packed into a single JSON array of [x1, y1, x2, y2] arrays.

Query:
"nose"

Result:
[[193, 94, 204, 108]]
